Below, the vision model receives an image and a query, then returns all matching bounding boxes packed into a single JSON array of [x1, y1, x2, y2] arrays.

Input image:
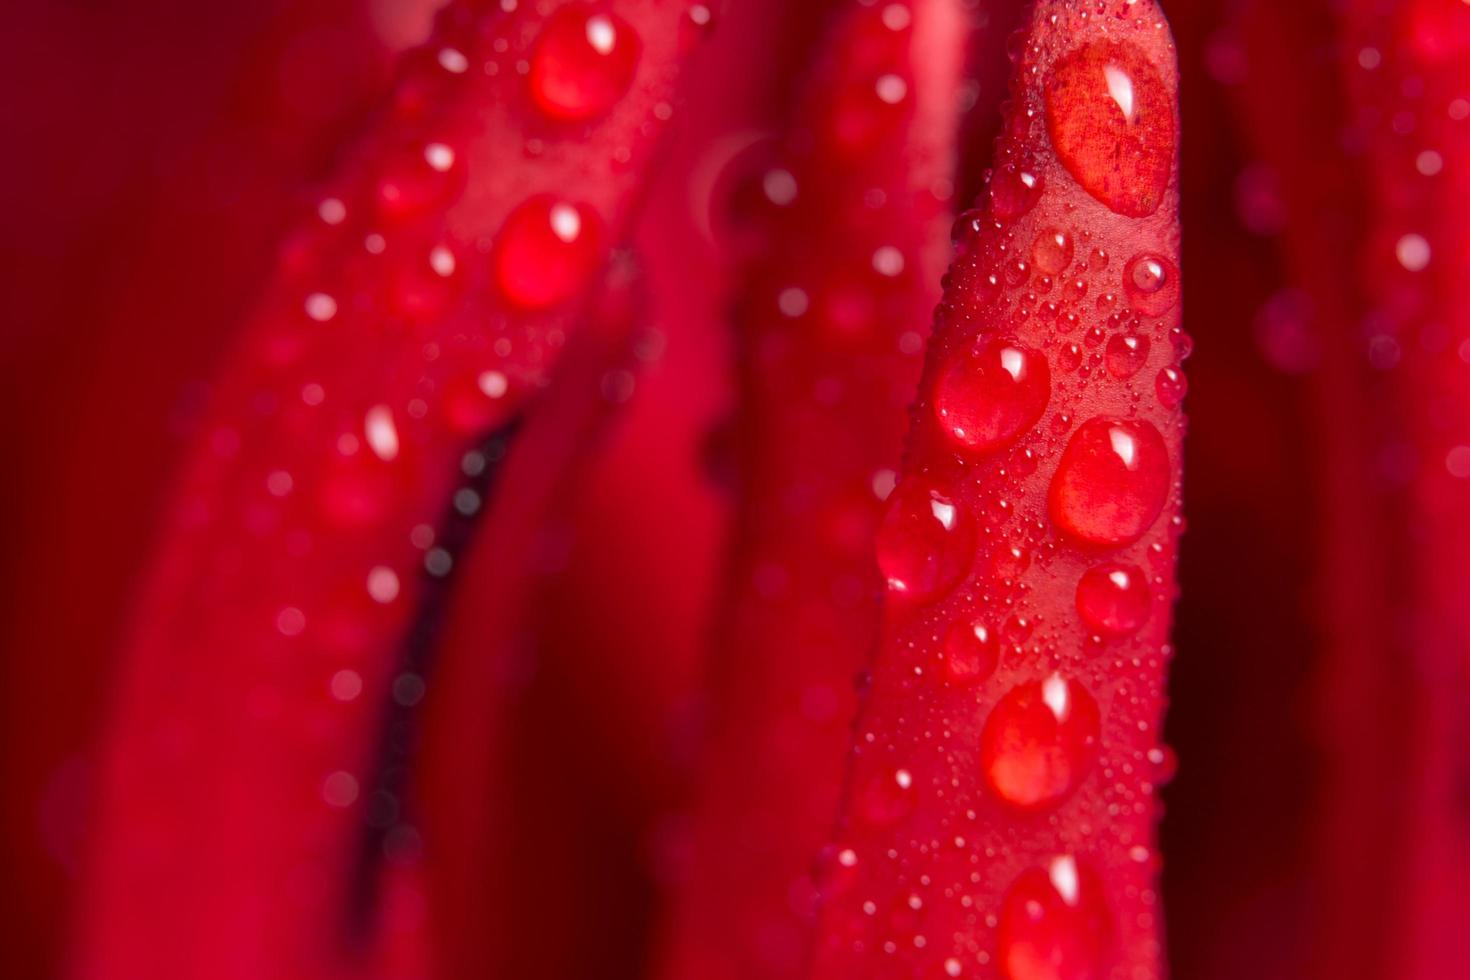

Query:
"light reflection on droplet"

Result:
[[365, 405, 400, 461], [1103, 63, 1136, 121], [1048, 855, 1080, 906]]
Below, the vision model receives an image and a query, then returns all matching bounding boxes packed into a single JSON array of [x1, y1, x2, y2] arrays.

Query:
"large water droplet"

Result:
[[388, 243, 463, 321], [1075, 563, 1151, 637], [1046, 41, 1174, 217], [980, 674, 1100, 810], [942, 619, 999, 684], [1123, 253, 1180, 318], [492, 196, 604, 310], [528, 5, 641, 122], [1048, 417, 1169, 547], [998, 856, 1111, 980], [875, 481, 977, 602], [933, 339, 1051, 454]]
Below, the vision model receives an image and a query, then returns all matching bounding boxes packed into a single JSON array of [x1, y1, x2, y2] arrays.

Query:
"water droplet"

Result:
[[943, 619, 999, 684], [859, 767, 917, 825], [991, 165, 1044, 222], [528, 5, 641, 121], [875, 481, 977, 602], [1032, 229, 1074, 275], [388, 242, 463, 320], [992, 541, 1031, 580], [441, 369, 515, 434], [980, 675, 1101, 810], [375, 141, 465, 221], [1075, 563, 1151, 637], [492, 196, 604, 310], [1154, 365, 1187, 408], [1048, 417, 1170, 547], [1122, 253, 1179, 317], [1104, 333, 1149, 379], [933, 339, 1051, 454], [1046, 40, 1174, 217], [319, 445, 405, 527], [998, 856, 1111, 980]]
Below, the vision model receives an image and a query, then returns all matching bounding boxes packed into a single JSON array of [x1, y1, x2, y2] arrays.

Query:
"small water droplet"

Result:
[[875, 481, 977, 601], [980, 675, 1101, 810], [528, 5, 641, 121], [990, 165, 1044, 221], [1049, 417, 1170, 547], [1154, 364, 1187, 408], [933, 339, 1051, 454], [1032, 228, 1075, 275], [1104, 333, 1149, 379], [943, 619, 999, 683], [1075, 562, 1151, 637], [859, 766, 917, 825], [441, 370, 514, 434], [388, 242, 463, 320], [492, 196, 604, 310], [1123, 253, 1179, 317], [375, 141, 465, 221]]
